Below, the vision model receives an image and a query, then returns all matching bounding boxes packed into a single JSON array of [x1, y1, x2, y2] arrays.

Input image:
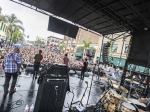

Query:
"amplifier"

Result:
[[34, 77, 68, 112]]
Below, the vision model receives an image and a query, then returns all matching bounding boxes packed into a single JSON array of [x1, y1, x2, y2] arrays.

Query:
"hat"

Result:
[[13, 47, 20, 53]]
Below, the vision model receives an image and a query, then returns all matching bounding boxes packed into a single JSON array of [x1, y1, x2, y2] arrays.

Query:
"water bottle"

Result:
[[24, 105, 29, 112], [30, 104, 34, 112]]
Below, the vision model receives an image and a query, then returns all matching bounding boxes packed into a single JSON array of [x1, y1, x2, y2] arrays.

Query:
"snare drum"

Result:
[[118, 102, 136, 112]]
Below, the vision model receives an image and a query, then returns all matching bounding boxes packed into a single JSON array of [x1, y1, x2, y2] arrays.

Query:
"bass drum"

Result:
[[100, 89, 119, 112]]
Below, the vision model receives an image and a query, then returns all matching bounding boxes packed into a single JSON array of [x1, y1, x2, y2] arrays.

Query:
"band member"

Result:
[[80, 58, 88, 80], [63, 54, 69, 66], [33, 50, 43, 79], [3, 47, 22, 97], [137, 98, 150, 112]]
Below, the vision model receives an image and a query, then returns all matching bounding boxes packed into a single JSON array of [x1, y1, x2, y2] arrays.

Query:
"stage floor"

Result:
[[0, 74, 103, 112]]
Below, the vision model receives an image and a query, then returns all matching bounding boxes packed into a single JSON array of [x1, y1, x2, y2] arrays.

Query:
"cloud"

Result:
[[0, 0, 64, 40]]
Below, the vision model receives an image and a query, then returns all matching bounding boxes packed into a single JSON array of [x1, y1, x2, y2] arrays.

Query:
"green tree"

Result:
[[59, 44, 66, 52], [12, 27, 25, 43], [5, 14, 24, 42], [35, 39, 45, 46], [0, 14, 7, 22], [76, 46, 84, 51], [89, 46, 96, 53], [82, 40, 92, 58]]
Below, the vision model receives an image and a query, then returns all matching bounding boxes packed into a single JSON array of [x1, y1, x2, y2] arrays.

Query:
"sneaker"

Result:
[[9, 88, 16, 95], [3, 90, 9, 97]]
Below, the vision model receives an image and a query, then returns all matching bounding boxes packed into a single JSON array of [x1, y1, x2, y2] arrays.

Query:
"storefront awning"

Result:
[[73, 52, 83, 57]]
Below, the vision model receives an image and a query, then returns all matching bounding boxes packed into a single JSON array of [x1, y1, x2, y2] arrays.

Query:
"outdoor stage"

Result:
[[0, 73, 103, 112]]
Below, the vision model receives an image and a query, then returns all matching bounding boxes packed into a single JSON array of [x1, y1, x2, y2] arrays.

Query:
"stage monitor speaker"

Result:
[[34, 77, 68, 112], [128, 29, 150, 67], [48, 16, 79, 39]]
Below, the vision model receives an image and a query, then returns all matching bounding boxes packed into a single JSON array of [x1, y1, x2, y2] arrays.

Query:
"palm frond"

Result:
[[0, 14, 7, 22], [13, 19, 23, 25]]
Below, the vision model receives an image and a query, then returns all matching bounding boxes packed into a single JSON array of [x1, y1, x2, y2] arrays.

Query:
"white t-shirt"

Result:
[[99, 64, 103, 68], [107, 67, 114, 74]]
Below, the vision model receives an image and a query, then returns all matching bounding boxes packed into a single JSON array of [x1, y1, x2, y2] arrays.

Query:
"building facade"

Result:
[[47, 36, 63, 47], [62, 28, 130, 66], [62, 36, 76, 54], [63, 28, 100, 55]]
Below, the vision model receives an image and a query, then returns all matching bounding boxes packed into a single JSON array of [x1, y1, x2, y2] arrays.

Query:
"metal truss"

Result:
[[10, 0, 103, 37]]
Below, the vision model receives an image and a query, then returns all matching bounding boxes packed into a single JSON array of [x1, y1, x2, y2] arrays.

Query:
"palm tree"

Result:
[[76, 46, 84, 51], [0, 14, 7, 22], [82, 40, 92, 58], [12, 27, 25, 43], [5, 14, 24, 42]]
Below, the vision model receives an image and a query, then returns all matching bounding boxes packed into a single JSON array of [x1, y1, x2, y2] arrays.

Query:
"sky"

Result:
[[0, 0, 64, 41]]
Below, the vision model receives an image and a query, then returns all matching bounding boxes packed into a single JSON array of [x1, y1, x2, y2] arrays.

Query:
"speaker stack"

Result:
[[102, 42, 110, 63], [34, 64, 69, 112]]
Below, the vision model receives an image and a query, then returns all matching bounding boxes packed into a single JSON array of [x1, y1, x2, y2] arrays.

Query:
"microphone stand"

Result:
[[86, 64, 96, 108], [72, 81, 88, 106]]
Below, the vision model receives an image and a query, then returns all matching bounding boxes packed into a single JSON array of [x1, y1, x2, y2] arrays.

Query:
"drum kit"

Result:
[[95, 77, 145, 112]]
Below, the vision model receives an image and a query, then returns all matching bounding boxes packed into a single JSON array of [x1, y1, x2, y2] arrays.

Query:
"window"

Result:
[[124, 44, 129, 53], [112, 44, 118, 53]]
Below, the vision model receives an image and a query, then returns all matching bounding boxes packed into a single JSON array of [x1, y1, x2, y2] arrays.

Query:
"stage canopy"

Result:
[[11, 0, 150, 35]]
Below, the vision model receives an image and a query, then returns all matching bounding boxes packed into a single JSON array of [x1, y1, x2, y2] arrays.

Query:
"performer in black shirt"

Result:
[[80, 58, 88, 80]]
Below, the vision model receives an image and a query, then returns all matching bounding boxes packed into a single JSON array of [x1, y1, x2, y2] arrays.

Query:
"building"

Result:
[[0, 7, 7, 40], [47, 36, 63, 47], [62, 36, 76, 54], [63, 28, 100, 55], [62, 28, 130, 67], [36, 36, 47, 45]]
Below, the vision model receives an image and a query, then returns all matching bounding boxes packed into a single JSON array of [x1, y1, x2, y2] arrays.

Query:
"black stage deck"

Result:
[[0, 74, 103, 112]]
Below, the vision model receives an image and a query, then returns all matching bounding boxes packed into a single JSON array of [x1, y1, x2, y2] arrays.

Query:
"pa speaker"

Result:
[[34, 77, 68, 112], [102, 42, 110, 63]]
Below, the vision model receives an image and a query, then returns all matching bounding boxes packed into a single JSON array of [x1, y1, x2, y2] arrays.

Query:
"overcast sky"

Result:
[[0, 0, 64, 41]]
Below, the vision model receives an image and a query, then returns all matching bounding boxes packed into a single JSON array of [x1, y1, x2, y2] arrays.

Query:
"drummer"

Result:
[[137, 98, 150, 112], [105, 64, 114, 76]]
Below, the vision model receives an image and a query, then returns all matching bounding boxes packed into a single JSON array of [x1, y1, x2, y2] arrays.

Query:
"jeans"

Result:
[[4, 72, 18, 93], [81, 70, 85, 79], [33, 62, 40, 78]]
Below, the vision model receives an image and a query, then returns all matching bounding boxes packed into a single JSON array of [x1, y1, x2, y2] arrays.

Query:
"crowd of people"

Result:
[[1, 44, 150, 112]]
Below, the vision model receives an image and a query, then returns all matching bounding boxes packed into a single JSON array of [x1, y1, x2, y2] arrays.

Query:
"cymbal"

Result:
[[100, 77, 118, 84], [125, 79, 140, 84], [113, 94, 131, 103], [113, 84, 128, 93]]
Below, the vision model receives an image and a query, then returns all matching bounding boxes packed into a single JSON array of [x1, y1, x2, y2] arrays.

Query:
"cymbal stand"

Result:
[[116, 101, 123, 112], [127, 83, 132, 99]]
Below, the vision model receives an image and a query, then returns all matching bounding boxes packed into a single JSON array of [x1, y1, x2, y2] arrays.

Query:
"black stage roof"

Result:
[[11, 0, 150, 35]]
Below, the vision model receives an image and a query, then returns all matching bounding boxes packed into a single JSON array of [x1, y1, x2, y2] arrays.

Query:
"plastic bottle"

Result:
[[29, 104, 34, 112], [24, 105, 29, 112]]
